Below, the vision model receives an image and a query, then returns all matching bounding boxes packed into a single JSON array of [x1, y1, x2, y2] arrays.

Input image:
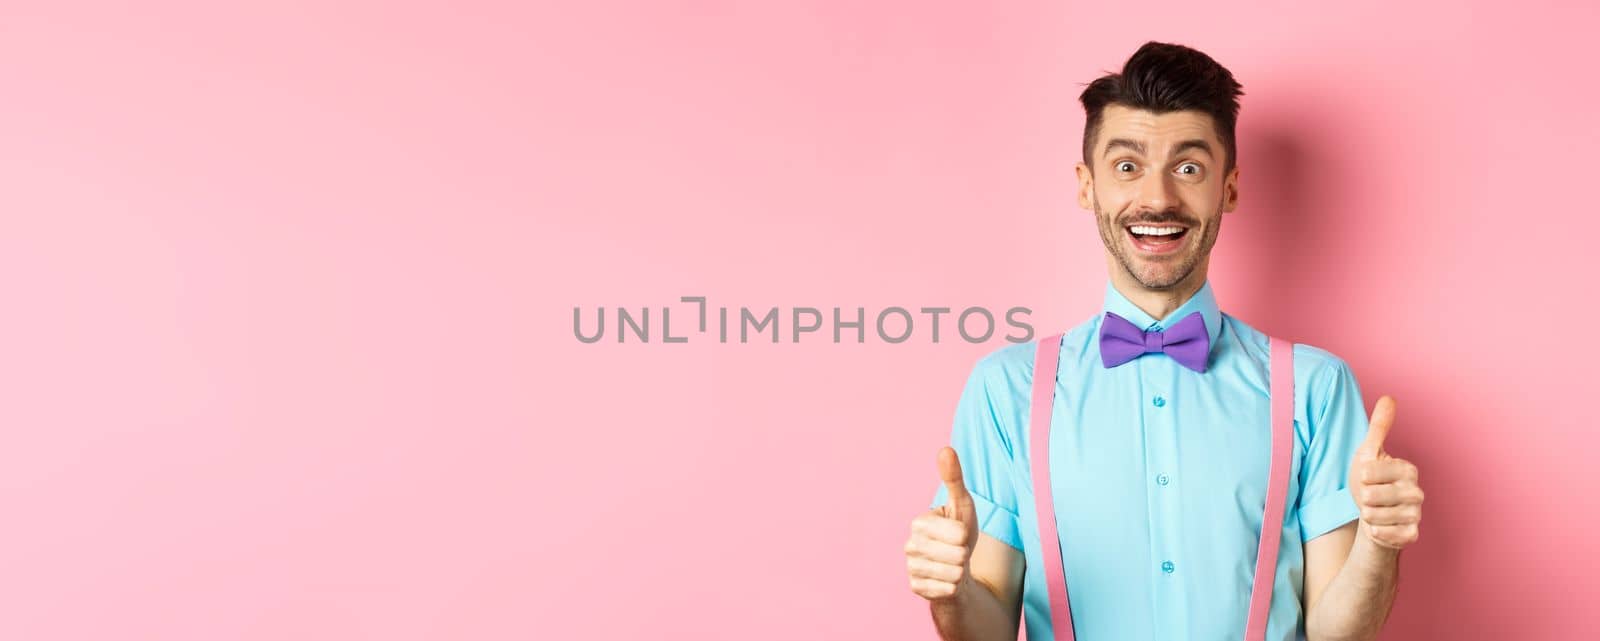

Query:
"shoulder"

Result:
[[1220, 313, 1354, 383], [961, 341, 1037, 399], [1290, 342, 1356, 388], [1220, 314, 1362, 426], [966, 313, 1101, 385], [966, 313, 1107, 386], [1288, 342, 1363, 429], [948, 341, 1036, 460]]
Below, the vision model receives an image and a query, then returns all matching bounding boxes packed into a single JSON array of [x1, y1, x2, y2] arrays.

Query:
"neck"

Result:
[[1107, 257, 1209, 321]]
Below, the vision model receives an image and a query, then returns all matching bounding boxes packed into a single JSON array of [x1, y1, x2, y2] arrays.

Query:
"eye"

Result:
[[1115, 161, 1137, 173], [1176, 162, 1203, 177]]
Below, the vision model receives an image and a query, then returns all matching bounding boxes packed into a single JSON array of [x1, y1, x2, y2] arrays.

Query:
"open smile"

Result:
[[1125, 224, 1189, 255]]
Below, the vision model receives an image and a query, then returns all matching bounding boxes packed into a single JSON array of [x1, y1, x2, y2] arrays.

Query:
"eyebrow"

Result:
[[1103, 138, 1144, 157], [1172, 139, 1214, 157], [1102, 138, 1216, 158]]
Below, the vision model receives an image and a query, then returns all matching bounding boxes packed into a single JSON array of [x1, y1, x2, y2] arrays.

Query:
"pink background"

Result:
[[2, 1, 1595, 639]]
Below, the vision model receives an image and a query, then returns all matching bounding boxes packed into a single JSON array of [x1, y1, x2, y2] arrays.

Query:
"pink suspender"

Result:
[[1247, 336, 1295, 641], [1027, 334, 1295, 641], [1028, 334, 1075, 640]]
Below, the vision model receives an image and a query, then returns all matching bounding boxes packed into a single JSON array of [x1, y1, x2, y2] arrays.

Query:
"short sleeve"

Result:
[[1296, 352, 1368, 542], [929, 355, 1024, 551]]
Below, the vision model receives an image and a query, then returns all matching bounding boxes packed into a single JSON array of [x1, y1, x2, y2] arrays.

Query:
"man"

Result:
[[903, 42, 1424, 641]]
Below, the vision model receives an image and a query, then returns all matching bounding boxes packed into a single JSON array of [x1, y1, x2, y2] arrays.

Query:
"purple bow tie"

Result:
[[1099, 311, 1210, 373]]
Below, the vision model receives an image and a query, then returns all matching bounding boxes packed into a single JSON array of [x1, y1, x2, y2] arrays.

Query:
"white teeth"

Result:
[[1129, 225, 1184, 236]]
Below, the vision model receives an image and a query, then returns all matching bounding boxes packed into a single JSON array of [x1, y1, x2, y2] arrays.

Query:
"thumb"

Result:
[[937, 447, 977, 531], [1356, 395, 1396, 462]]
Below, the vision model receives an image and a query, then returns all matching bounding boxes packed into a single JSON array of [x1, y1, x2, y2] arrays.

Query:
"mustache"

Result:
[[1120, 211, 1198, 227]]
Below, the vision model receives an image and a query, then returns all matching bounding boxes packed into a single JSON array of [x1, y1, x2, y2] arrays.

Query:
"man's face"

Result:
[[1076, 104, 1239, 291]]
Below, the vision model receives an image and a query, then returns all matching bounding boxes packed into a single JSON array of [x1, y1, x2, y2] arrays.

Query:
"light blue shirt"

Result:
[[930, 281, 1368, 641]]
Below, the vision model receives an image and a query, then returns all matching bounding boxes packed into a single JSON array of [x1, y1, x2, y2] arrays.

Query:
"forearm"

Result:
[[929, 574, 1018, 641], [1306, 521, 1401, 641]]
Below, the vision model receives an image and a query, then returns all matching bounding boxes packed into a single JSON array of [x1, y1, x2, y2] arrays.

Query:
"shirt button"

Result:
[[1161, 560, 1175, 574], [1156, 474, 1170, 486], [1152, 396, 1167, 407]]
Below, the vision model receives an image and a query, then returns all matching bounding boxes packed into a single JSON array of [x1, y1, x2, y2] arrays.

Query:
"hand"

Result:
[[1348, 396, 1424, 550], [905, 447, 980, 601]]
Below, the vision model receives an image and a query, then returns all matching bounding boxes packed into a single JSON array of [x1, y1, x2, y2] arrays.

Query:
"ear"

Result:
[[1075, 162, 1094, 211], [1221, 165, 1241, 213]]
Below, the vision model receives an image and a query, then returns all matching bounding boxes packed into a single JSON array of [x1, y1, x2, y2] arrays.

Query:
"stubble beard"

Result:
[[1093, 199, 1222, 291]]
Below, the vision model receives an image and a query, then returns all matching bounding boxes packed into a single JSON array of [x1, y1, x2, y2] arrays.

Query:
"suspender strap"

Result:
[[1028, 333, 1073, 641], [1246, 336, 1295, 641], [1026, 334, 1295, 641]]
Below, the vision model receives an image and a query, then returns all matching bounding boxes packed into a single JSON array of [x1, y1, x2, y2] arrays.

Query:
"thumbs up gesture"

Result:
[[1348, 396, 1425, 550], [905, 447, 981, 600]]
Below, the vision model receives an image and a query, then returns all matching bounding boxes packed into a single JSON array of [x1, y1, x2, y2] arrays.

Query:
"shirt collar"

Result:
[[1100, 280, 1224, 352]]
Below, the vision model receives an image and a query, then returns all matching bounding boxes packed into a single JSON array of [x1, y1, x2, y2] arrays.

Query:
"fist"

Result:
[[1349, 396, 1424, 550], [905, 447, 979, 600]]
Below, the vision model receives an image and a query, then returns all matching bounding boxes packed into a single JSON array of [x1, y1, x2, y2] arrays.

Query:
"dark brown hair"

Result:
[[1080, 41, 1245, 171]]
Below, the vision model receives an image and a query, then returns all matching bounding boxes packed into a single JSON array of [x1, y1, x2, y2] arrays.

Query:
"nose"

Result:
[[1136, 171, 1177, 214]]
